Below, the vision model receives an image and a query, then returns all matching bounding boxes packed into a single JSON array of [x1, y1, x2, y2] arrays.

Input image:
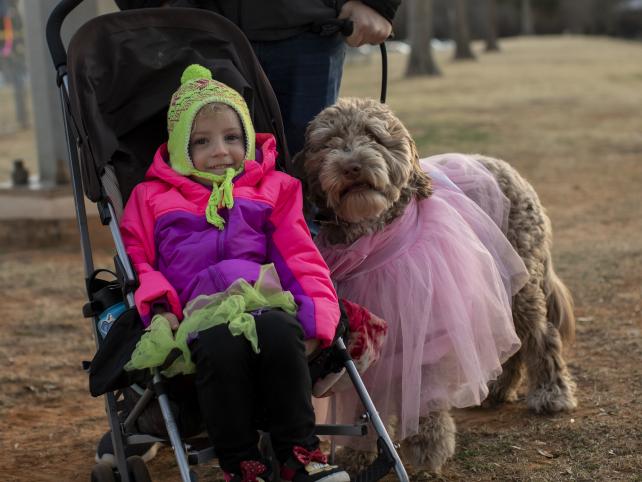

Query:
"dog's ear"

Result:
[[411, 167, 433, 200], [407, 135, 433, 200], [409, 133, 419, 164], [290, 149, 307, 182], [294, 147, 328, 210]]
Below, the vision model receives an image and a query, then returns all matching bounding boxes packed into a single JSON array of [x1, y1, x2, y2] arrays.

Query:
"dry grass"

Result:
[[1, 36, 641, 481]]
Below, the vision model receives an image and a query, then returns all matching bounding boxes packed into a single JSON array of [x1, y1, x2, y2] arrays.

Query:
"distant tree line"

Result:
[[395, 0, 642, 40]]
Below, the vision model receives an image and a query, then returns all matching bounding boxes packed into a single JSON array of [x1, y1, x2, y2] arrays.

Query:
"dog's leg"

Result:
[[516, 279, 577, 413], [485, 350, 523, 406], [334, 446, 377, 478], [399, 410, 455, 474]]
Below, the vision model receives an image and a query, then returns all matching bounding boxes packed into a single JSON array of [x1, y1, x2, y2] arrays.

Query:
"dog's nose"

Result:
[[343, 163, 362, 177]]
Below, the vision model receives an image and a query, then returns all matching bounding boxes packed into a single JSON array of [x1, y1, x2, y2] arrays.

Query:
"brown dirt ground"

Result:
[[1, 36, 641, 481]]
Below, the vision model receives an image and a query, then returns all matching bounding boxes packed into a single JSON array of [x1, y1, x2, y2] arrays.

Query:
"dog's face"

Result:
[[297, 98, 427, 224]]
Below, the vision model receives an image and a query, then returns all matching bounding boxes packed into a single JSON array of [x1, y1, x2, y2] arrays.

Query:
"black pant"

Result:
[[190, 310, 319, 473]]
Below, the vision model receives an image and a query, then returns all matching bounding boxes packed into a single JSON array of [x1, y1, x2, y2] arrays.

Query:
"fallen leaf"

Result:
[[511, 445, 524, 450], [537, 448, 555, 458]]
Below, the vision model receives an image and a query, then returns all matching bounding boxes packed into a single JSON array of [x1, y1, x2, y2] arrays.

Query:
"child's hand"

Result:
[[160, 312, 180, 332], [304, 338, 320, 357]]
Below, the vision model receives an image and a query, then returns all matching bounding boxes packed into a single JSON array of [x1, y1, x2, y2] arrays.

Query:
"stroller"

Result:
[[46, 1, 407, 481]]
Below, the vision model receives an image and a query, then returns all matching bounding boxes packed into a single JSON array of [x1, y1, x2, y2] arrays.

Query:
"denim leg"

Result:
[[252, 33, 346, 158]]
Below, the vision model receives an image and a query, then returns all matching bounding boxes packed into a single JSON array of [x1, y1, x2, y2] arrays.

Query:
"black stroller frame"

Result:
[[46, 1, 407, 481]]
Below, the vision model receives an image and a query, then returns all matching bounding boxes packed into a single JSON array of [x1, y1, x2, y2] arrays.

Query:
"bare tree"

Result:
[[484, 0, 500, 52], [452, 0, 475, 60], [521, 0, 534, 35], [405, 0, 441, 76], [561, 0, 593, 34]]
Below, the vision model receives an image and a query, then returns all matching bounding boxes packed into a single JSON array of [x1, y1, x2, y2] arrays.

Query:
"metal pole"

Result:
[[59, 76, 95, 278], [23, 0, 98, 186], [336, 338, 409, 482], [153, 371, 192, 481]]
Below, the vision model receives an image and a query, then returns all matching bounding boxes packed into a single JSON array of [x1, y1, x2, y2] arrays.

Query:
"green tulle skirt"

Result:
[[124, 264, 297, 377]]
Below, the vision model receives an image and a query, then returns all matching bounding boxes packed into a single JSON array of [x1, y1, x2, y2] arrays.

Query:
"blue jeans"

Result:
[[252, 32, 346, 159]]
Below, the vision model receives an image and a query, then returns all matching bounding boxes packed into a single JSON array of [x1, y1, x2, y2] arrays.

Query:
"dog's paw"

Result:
[[334, 446, 376, 478], [483, 380, 520, 407], [527, 382, 577, 413], [400, 411, 456, 474]]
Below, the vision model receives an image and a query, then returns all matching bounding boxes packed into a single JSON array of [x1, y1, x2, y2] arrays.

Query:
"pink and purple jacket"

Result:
[[120, 133, 340, 347]]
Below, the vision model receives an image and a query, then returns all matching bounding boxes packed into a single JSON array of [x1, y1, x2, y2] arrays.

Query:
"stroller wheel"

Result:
[[91, 462, 116, 482], [126, 455, 152, 482]]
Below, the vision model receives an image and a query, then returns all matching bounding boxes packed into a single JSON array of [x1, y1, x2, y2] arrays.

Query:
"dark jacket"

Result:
[[115, 0, 400, 41]]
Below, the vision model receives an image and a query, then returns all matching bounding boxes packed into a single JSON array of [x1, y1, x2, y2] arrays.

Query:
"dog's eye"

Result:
[[323, 137, 346, 151]]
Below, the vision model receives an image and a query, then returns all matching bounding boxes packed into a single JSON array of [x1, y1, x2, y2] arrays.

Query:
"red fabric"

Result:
[[238, 460, 268, 482], [341, 298, 388, 364], [292, 446, 327, 466]]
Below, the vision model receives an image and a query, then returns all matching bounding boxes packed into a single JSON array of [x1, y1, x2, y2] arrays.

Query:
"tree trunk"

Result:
[[452, 0, 475, 60], [405, 0, 441, 77], [484, 0, 500, 52], [521, 0, 534, 35], [561, 0, 591, 34]]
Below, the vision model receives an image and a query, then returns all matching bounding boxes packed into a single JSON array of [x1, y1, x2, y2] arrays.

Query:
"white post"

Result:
[[22, 0, 97, 187]]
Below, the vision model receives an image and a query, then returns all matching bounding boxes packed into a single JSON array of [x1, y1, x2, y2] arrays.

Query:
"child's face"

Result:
[[189, 105, 245, 177]]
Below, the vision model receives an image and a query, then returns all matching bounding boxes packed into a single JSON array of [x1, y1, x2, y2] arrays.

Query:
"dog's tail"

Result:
[[544, 257, 575, 345]]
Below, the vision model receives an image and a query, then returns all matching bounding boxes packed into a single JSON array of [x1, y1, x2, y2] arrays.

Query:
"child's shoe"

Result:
[[280, 446, 350, 482], [224, 459, 272, 482]]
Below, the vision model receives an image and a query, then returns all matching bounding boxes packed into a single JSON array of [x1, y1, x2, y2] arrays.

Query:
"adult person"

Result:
[[114, 0, 400, 157]]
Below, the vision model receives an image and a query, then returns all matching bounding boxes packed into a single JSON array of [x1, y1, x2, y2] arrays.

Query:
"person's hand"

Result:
[[160, 312, 180, 332], [338, 1, 392, 48], [304, 338, 320, 357]]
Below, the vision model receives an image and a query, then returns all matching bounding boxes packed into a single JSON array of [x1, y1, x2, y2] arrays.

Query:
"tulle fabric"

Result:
[[124, 264, 297, 377], [315, 155, 528, 442], [423, 153, 511, 233]]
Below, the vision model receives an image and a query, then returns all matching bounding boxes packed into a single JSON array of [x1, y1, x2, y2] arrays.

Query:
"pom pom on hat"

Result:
[[181, 64, 213, 84]]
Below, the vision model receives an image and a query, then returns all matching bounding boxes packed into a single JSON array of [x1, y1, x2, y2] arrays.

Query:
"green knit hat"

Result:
[[167, 64, 256, 229]]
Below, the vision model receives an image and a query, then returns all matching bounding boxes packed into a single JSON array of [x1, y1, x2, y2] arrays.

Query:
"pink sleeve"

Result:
[[120, 184, 182, 326], [268, 177, 340, 347]]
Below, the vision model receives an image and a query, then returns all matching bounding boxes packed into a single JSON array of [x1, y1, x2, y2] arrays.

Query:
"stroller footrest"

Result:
[[187, 446, 216, 465], [126, 433, 166, 446], [314, 424, 367, 437]]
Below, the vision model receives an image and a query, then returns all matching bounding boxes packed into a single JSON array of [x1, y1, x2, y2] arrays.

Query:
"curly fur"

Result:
[[296, 97, 431, 245], [297, 98, 577, 473]]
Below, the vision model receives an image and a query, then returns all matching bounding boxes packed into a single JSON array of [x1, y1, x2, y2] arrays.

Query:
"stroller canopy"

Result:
[[66, 7, 289, 204]]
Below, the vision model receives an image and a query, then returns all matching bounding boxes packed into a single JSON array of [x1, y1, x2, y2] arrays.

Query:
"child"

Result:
[[120, 64, 350, 482]]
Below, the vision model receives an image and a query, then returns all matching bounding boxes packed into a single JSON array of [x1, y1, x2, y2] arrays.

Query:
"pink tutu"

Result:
[[315, 154, 529, 441]]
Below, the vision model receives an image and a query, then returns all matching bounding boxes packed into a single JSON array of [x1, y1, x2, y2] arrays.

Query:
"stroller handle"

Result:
[[46, 0, 85, 69]]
